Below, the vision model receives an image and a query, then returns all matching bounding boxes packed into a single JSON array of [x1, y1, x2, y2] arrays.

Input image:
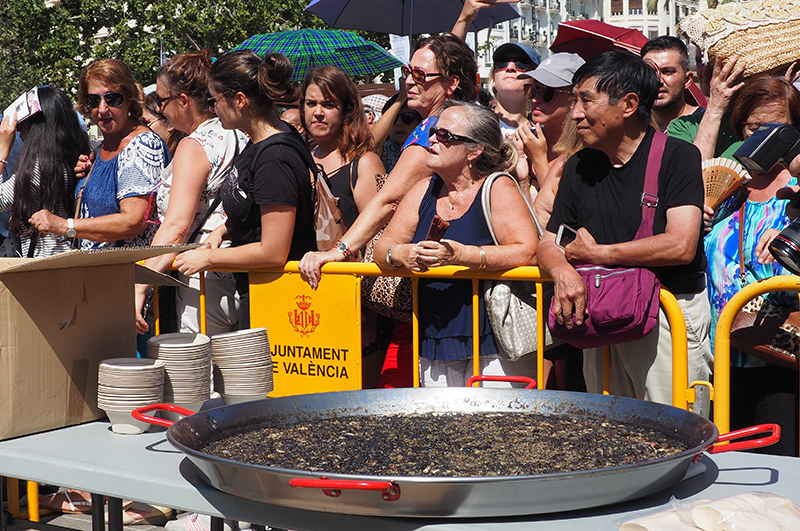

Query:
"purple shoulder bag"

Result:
[[548, 132, 667, 349]]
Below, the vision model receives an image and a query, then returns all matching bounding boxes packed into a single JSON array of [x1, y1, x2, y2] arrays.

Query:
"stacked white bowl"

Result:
[[211, 328, 273, 404], [147, 333, 211, 416], [97, 358, 164, 434]]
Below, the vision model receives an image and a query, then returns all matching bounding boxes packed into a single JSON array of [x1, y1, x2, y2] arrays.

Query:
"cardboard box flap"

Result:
[[0, 245, 198, 275], [134, 264, 190, 288]]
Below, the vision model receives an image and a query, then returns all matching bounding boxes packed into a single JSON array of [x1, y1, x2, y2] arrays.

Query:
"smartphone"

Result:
[[530, 123, 546, 138], [556, 224, 578, 249]]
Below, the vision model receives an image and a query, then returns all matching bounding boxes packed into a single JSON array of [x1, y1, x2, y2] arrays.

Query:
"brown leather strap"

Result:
[[738, 203, 747, 287]]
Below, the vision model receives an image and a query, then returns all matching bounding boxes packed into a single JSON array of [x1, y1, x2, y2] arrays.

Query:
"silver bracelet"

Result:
[[386, 244, 402, 268]]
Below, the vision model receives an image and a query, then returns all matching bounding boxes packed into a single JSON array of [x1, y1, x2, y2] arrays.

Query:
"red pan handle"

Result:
[[708, 423, 781, 453], [467, 375, 537, 389], [131, 404, 196, 427], [289, 478, 401, 501]]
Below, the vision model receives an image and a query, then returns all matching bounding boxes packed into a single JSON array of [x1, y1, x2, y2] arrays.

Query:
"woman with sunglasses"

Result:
[[29, 58, 169, 250], [372, 91, 422, 173], [0, 87, 91, 258], [173, 50, 316, 329], [134, 49, 248, 337], [300, 66, 384, 229], [373, 101, 538, 387]]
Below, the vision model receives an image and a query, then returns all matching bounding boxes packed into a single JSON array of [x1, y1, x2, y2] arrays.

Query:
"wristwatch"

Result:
[[335, 239, 354, 259], [65, 218, 77, 239]]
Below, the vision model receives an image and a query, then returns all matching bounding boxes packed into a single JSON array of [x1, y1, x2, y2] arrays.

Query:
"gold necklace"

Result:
[[447, 182, 474, 210]]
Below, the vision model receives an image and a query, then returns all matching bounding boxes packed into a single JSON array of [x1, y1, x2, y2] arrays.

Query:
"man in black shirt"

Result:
[[538, 50, 713, 415]]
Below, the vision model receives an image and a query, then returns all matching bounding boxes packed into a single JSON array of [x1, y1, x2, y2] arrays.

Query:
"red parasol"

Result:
[[550, 19, 707, 108]]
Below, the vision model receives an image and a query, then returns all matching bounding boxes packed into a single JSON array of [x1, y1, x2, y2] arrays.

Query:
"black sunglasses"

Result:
[[401, 65, 445, 85], [85, 91, 124, 110], [524, 84, 570, 104], [429, 127, 478, 145], [398, 111, 421, 125], [495, 59, 534, 72], [154, 93, 176, 110]]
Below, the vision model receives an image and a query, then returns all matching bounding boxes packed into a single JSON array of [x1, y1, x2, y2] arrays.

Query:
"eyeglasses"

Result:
[[429, 127, 478, 145], [85, 91, 124, 110], [495, 59, 534, 72], [402, 65, 445, 85], [154, 93, 176, 110], [742, 122, 767, 136], [141, 116, 164, 127], [206, 90, 234, 108], [524, 84, 570, 103], [398, 111, 421, 125]]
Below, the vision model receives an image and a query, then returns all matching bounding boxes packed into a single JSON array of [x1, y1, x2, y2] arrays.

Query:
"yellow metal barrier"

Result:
[[713, 275, 800, 435]]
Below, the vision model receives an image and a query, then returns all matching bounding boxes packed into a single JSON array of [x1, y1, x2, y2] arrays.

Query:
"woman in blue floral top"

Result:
[[30, 58, 168, 250], [703, 76, 800, 455]]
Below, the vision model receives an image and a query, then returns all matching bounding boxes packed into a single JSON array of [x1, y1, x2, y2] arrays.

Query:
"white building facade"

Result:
[[472, 0, 710, 82]]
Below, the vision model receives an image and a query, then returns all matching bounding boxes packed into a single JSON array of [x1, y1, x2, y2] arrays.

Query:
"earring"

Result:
[[128, 110, 131, 117], [468, 162, 472, 169]]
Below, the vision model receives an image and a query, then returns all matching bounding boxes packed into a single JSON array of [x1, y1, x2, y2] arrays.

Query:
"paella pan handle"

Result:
[[289, 478, 401, 501], [131, 404, 196, 428], [467, 375, 537, 389], [708, 423, 781, 453]]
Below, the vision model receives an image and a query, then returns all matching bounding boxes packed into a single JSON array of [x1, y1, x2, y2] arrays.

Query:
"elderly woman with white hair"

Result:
[[374, 101, 538, 387]]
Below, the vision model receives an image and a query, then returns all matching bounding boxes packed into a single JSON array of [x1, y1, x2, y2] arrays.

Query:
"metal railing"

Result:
[[712, 275, 800, 435], [156, 262, 692, 408]]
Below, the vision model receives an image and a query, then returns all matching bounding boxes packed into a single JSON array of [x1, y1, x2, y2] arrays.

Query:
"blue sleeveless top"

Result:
[[413, 174, 499, 361]]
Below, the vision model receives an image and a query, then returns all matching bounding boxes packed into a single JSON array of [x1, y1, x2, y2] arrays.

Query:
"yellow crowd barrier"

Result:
[[154, 262, 693, 410], [713, 275, 800, 436]]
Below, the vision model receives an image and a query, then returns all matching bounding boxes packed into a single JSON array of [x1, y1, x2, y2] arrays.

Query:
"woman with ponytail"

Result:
[[173, 50, 316, 328], [373, 101, 539, 388], [0, 86, 90, 257], [300, 66, 383, 228], [135, 49, 248, 336]]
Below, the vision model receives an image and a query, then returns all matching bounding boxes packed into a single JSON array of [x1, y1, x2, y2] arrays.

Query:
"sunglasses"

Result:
[[398, 111, 420, 125], [401, 65, 445, 85], [429, 127, 478, 145], [495, 59, 534, 72], [524, 84, 570, 103], [206, 90, 235, 108], [154, 93, 176, 110], [85, 91, 124, 110]]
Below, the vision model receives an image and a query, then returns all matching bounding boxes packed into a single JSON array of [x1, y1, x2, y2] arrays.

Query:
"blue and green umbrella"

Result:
[[230, 29, 403, 82]]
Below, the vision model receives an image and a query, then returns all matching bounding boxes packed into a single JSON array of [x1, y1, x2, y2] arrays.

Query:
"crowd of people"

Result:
[[4, 0, 800, 522]]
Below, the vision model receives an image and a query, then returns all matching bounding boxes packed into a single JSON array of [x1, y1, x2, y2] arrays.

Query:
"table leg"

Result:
[[210, 516, 224, 531], [107, 496, 123, 531], [91, 494, 104, 531]]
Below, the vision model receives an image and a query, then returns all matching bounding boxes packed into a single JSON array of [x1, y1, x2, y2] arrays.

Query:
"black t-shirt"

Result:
[[222, 131, 316, 261], [547, 127, 707, 293]]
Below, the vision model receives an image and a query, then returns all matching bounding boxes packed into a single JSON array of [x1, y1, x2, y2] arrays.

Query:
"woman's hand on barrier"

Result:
[[550, 264, 587, 329], [29, 209, 66, 235], [755, 228, 781, 265], [298, 249, 344, 290], [413, 239, 460, 270], [74, 152, 95, 179], [173, 245, 212, 276]]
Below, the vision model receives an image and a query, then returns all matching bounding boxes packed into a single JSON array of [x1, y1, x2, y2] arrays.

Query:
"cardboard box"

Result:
[[0, 246, 189, 440]]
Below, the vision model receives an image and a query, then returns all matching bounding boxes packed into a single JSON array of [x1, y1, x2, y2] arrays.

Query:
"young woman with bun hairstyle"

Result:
[[0, 86, 91, 257], [135, 49, 248, 336], [173, 50, 316, 328], [300, 66, 383, 228]]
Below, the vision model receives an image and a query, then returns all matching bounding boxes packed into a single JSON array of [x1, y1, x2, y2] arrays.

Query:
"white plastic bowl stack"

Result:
[[97, 358, 165, 434], [211, 328, 273, 404], [147, 333, 211, 416]]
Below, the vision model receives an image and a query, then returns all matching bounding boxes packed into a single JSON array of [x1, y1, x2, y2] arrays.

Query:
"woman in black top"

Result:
[[174, 50, 316, 327], [300, 66, 384, 228]]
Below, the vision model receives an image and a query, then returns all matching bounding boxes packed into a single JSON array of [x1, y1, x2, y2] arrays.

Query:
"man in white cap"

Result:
[[516, 52, 585, 187]]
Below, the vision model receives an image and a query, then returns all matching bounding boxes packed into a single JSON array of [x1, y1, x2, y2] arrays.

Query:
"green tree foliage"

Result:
[[0, 0, 331, 105]]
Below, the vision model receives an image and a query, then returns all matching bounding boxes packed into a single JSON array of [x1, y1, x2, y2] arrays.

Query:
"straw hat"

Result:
[[679, 0, 800, 78]]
